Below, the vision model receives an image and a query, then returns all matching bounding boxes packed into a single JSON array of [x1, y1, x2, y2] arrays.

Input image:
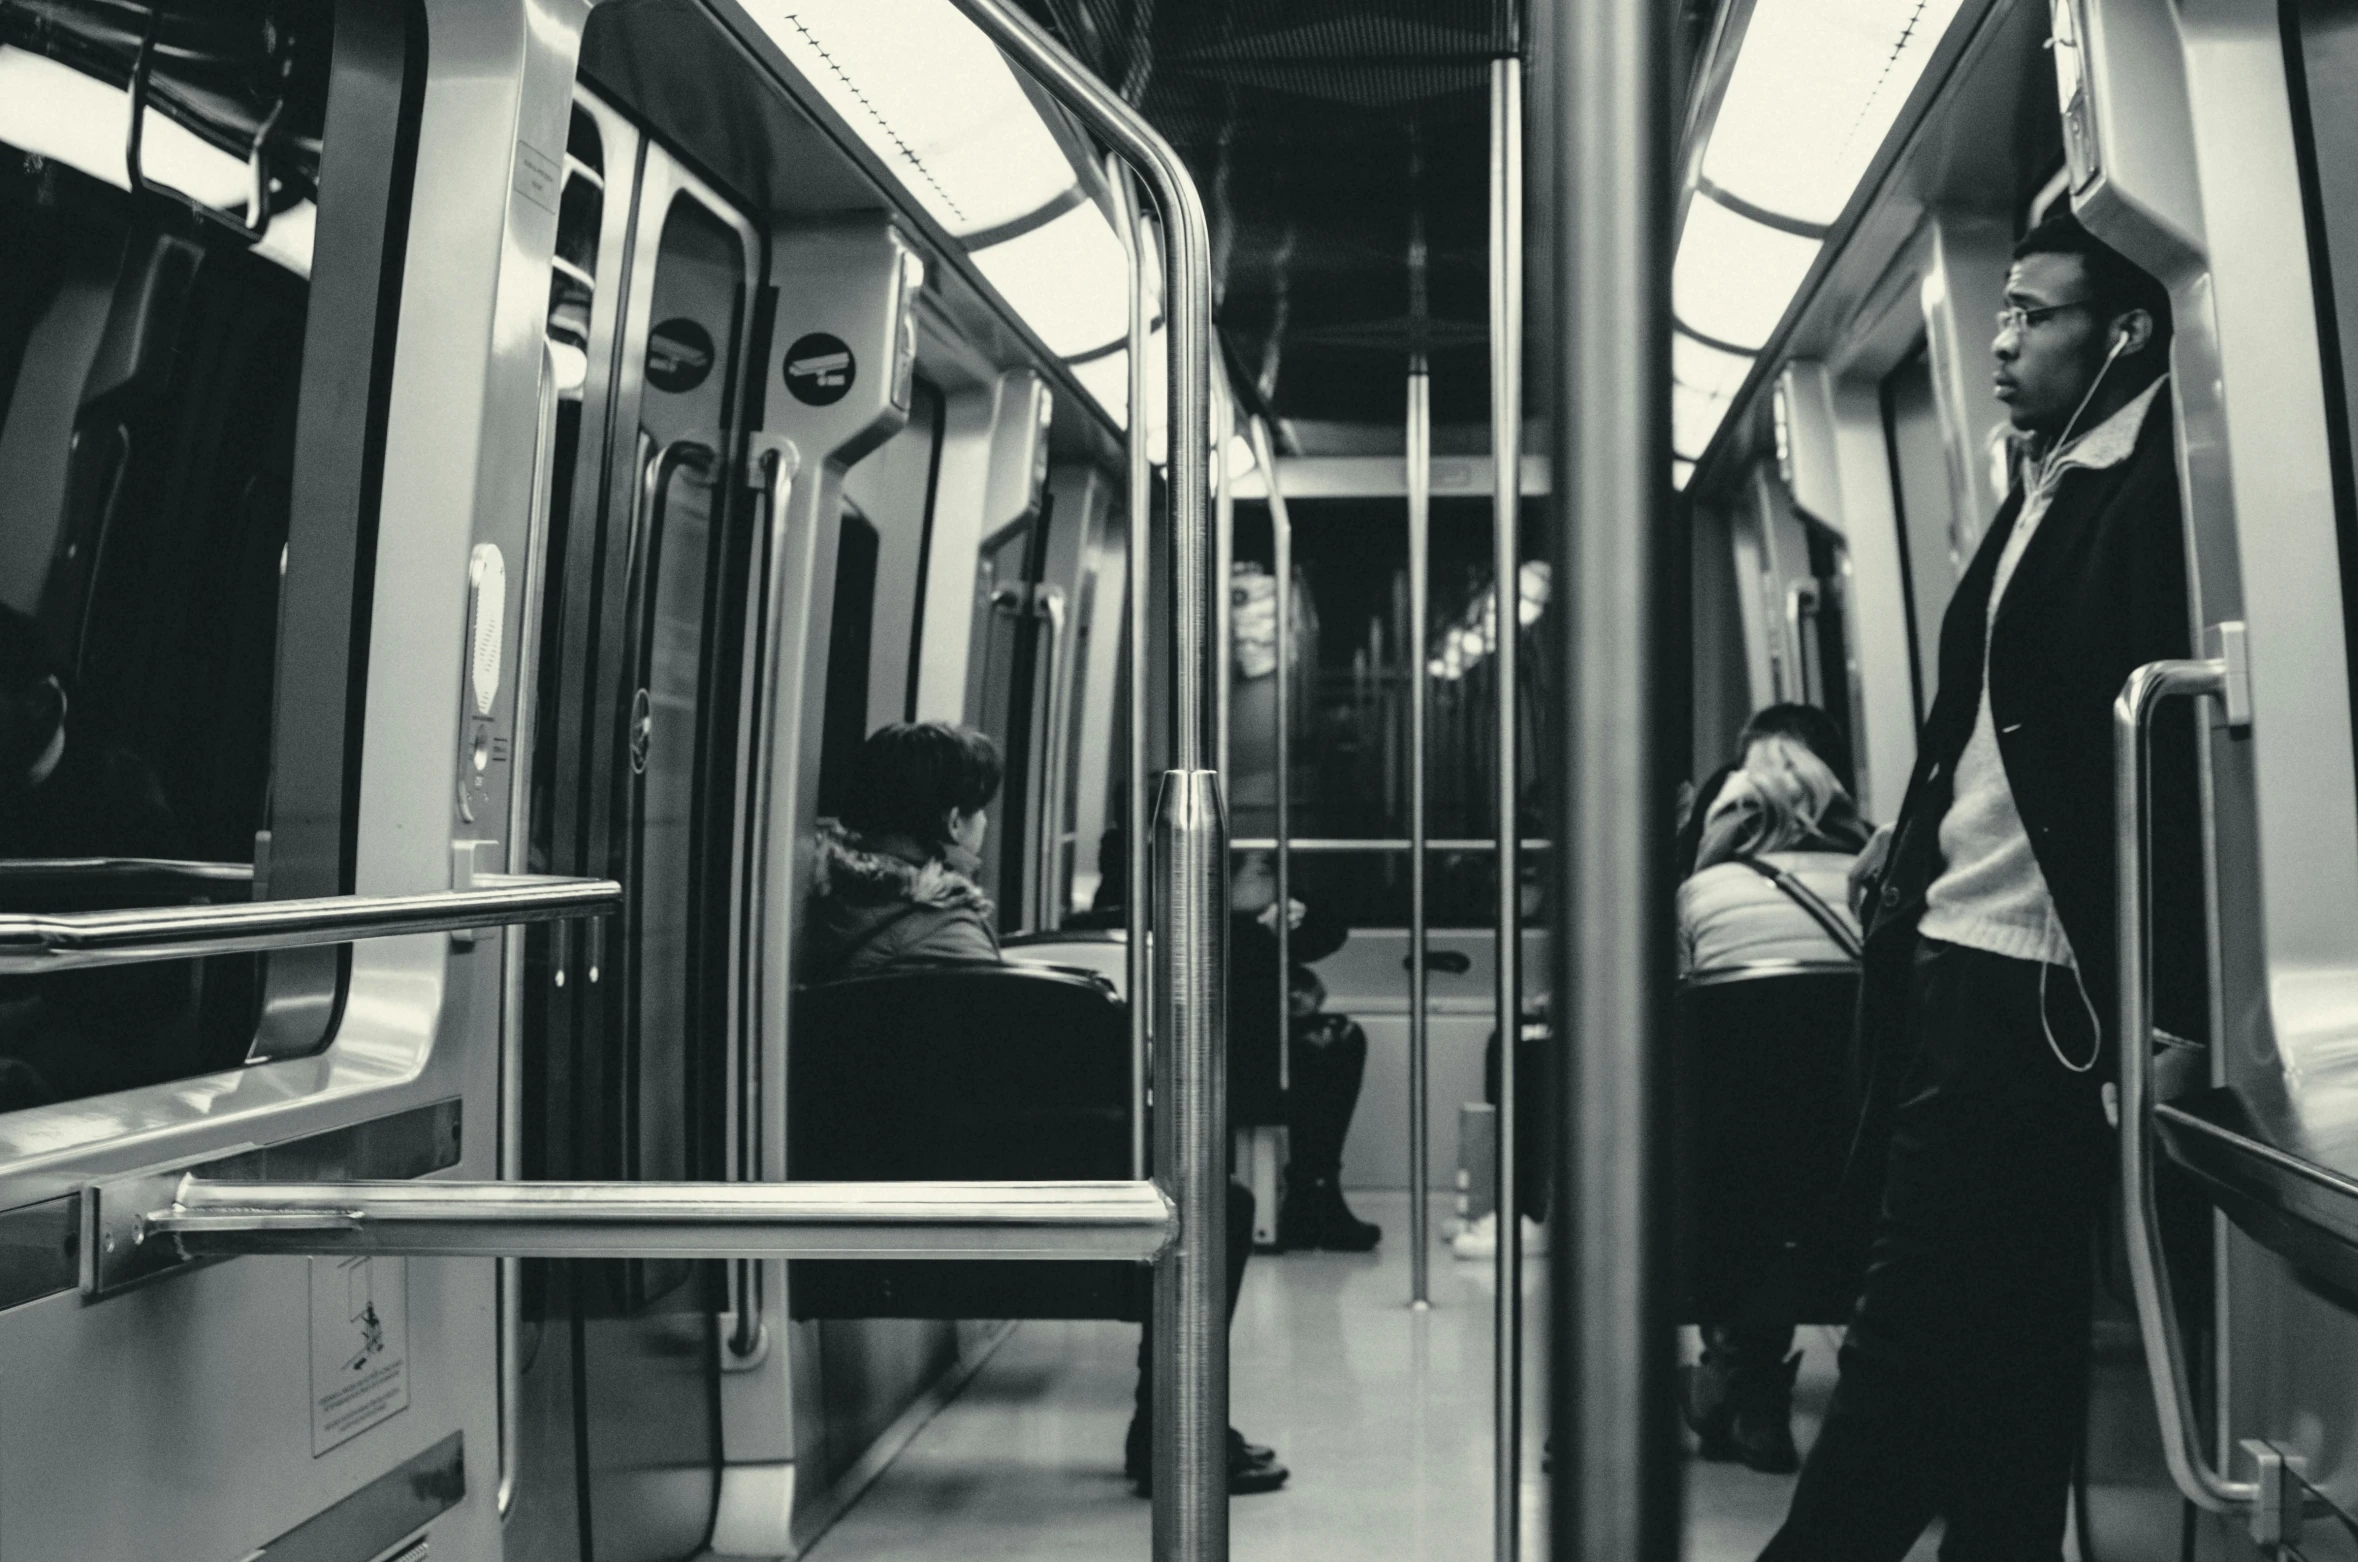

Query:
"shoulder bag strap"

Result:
[[1740, 856, 1865, 962]]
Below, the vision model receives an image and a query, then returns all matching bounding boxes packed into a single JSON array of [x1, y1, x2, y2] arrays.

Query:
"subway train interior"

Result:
[[4, 0, 2358, 1557]]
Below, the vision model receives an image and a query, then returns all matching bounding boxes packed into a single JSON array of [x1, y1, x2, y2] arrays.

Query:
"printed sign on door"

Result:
[[309, 1255, 411, 1455]]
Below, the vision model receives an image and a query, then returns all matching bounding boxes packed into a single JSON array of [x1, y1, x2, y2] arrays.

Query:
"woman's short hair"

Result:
[[1738, 703, 1854, 796], [1696, 732, 1850, 869], [841, 723, 1003, 846]]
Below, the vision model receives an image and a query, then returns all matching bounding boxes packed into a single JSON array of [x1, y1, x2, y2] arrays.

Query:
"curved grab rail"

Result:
[[0, 874, 619, 974], [2115, 655, 2254, 1514], [941, 5, 1225, 1554]]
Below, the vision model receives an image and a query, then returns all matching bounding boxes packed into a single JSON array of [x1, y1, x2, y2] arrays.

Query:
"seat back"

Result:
[[788, 964, 1145, 1320]]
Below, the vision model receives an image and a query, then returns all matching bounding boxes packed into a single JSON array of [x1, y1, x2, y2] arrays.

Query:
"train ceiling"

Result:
[[1013, 0, 1721, 452]]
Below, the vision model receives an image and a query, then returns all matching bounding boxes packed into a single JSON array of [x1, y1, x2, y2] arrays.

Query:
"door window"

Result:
[[967, 515, 1043, 916], [1881, 342, 1958, 721], [2287, 0, 2358, 762], [0, 2, 409, 1112]]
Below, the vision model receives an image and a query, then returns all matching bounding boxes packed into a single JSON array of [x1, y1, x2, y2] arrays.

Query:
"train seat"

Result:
[[1001, 929, 1131, 997], [788, 962, 1146, 1321], [1674, 964, 1867, 1326]]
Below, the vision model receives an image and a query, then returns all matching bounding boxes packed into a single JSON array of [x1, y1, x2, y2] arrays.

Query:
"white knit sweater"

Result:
[[1918, 380, 2165, 968]]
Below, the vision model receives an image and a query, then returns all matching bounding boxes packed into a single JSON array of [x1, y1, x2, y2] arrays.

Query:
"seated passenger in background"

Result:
[[808, 721, 1288, 1497], [1227, 850, 1379, 1251], [1675, 702, 1866, 885], [807, 722, 1003, 981], [1676, 724, 1868, 1475]]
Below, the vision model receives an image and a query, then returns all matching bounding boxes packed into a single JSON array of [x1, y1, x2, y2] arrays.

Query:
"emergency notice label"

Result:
[[309, 1255, 411, 1455]]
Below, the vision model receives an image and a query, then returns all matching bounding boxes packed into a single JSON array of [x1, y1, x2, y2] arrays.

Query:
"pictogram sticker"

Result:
[[310, 1255, 411, 1455]]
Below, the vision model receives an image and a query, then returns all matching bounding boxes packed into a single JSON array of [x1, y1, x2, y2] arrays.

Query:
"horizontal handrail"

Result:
[[0, 857, 255, 885], [1229, 838, 1554, 853], [0, 874, 618, 974], [135, 1177, 1175, 1262]]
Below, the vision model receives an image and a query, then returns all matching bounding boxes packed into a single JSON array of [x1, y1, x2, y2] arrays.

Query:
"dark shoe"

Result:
[[1279, 1179, 1382, 1252], [1727, 1352, 1802, 1475], [1125, 1423, 1289, 1495], [1679, 1349, 1739, 1462]]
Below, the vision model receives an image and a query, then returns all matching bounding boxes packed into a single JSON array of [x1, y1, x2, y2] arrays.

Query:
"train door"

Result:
[[0, 2, 609, 1557], [510, 87, 761, 1560]]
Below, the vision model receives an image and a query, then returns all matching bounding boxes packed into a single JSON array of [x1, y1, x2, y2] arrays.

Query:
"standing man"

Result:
[[1757, 211, 2206, 1557]]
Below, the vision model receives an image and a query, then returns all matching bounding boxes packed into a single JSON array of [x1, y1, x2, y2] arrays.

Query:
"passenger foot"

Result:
[[1727, 1353, 1802, 1475], [1278, 1179, 1381, 1251], [1678, 1350, 1739, 1462], [1124, 1422, 1289, 1496]]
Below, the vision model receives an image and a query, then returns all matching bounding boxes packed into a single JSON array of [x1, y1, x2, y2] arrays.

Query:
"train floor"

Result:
[[797, 1190, 1942, 1562]]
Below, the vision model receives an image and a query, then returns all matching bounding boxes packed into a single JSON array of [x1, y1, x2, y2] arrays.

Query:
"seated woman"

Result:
[[807, 721, 1287, 1497], [807, 722, 1002, 980], [1675, 723, 1868, 1476]]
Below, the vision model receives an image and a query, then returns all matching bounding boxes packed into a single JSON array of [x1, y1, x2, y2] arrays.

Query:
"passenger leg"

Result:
[[1279, 1015, 1381, 1250], [1127, 1179, 1287, 1494], [1757, 941, 2103, 1562]]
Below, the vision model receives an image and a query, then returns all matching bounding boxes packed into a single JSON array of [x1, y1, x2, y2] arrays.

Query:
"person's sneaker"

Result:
[[1451, 1212, 1497, 1259], [1278, 1179, 1382, 1251], [1125, 1423, 1289, 1496], [1449, 1212, 1548, 1260]]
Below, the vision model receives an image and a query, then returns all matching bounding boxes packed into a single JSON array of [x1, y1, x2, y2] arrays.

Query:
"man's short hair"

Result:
[[842, 722, 1004, 846], [2011, 211, 2173, 350]]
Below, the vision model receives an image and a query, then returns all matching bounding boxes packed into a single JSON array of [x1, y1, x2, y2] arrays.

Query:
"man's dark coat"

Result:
[[1835, 387, 2206, 1262]]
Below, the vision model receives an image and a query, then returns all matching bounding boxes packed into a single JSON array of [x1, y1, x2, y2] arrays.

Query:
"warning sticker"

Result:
[[309, 1256, 410, 1455]]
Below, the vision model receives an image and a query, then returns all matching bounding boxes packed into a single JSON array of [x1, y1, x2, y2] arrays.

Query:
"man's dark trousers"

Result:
[[1759, 939, 2108, 1561]]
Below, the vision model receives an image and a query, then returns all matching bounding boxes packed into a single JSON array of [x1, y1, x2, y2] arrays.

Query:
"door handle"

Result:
[[724, 435, 800, 1371], [1034, 584, 1069, 930], [1407, 949, 1474, 976], [0, 874, 617, 974], [2115, 651, 2254, 1514]]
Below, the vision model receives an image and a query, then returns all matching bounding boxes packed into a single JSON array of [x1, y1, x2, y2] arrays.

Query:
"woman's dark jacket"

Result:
[[806, 820, 1001, 981], [1229, 895, 1349, 1124], [1860, 388, 2206, 1076]]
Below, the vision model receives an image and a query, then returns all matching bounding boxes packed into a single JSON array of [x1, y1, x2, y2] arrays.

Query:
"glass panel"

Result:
[[966, 516, 1039, 914], [620, 189, 744, 1245], [2290, 0, 2358, 780], [816, 508, 882, 818], [1234, 495, 1551, 929], [1881, 342, 1957, 721], [0, 16, 352, 1110]]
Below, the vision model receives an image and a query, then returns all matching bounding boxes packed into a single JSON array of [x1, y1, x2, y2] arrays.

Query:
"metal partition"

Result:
[[1536, 0, 1675, 1552], [1406, 354, 1434, 1309], [1488, 52, 1526, 1562]]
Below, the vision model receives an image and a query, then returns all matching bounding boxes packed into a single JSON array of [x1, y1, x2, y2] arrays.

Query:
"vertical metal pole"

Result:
[[1249, 417, 1293, 1102], [1109, 155, 1152, 1183], [1216, 391, 1235, 787], [1538, 0, 1675, 1550], [1407, 353, 1433, 1310], [945, 8, 1221, 1549], [1489, 53, 1525, 1562]]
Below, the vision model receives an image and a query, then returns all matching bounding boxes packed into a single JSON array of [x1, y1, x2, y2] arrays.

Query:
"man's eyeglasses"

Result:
[[1995, 299, 2098, 335]]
